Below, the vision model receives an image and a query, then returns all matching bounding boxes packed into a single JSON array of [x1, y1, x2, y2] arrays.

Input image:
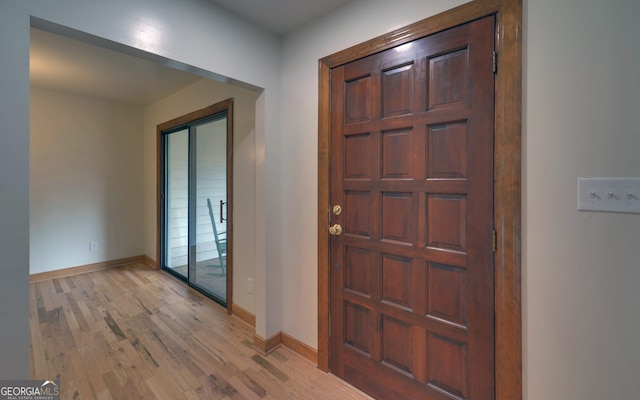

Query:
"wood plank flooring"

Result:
[[29, 263, 372, 400]]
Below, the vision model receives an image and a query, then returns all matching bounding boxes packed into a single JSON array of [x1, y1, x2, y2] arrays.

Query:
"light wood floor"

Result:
[[30, 263, 372, 400], [169, 257, 226, 301]]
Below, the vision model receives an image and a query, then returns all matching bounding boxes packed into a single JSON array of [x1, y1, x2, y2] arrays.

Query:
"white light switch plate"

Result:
[[578, 178, 640, 214]]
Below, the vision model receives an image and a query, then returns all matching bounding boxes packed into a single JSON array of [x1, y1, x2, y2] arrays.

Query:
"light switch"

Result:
[[578, 178, 640, 214]]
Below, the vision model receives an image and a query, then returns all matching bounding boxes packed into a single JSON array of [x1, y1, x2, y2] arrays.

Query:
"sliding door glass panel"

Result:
[[165, 129, 189, 279], [160, 99, 232, 309], [193, 116, 227, 302]]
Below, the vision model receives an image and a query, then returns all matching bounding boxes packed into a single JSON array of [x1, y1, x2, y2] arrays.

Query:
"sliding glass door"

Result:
[[161, 100, 232, 308]]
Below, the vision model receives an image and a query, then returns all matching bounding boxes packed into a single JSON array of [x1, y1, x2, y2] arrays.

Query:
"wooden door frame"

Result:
[[317, 1, 522, 399], [156, 98, 234, 313]]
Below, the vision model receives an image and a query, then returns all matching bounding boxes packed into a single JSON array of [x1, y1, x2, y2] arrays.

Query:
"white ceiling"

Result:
[[30, 28, 203, 106], [30, 0, 354, 106], [208, 0, 353, 35]]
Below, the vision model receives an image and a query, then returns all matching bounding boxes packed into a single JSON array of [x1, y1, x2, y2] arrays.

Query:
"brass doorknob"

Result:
[[328, 224, 343, 236]]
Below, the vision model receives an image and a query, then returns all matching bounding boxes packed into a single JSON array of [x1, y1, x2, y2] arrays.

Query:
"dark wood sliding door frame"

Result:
[[317, 1, 522, 398], [157, 98, 234, 313]]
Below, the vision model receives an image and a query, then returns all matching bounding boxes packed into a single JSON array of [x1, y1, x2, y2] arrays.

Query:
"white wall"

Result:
[[523, 0, 640, 399], [30, 87, 145, 274], [0, 1, 30, 379], [143, 78, 259, 314]]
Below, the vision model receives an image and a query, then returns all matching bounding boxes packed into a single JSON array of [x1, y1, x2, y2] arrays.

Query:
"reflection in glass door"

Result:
[[164, 128, 189, 280], [161, 100, 232, 308]]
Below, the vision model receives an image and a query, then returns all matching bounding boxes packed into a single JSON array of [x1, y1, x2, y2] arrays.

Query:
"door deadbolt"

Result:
[[332, 205, 342, 216]]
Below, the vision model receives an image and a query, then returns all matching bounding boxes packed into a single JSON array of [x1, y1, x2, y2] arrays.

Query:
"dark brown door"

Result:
[[329, 16, 495, 400]]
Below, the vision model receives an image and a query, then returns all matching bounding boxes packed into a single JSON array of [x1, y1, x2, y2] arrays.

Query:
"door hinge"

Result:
[[492, 51, 498, 74], [492, 229, 497, 253]]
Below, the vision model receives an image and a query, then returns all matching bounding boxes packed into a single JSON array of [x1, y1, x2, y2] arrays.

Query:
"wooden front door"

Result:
[[329, 16, 495, 400]]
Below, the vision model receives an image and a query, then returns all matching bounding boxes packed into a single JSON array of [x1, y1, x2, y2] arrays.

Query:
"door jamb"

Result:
[[317, 1, 522, 399]]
